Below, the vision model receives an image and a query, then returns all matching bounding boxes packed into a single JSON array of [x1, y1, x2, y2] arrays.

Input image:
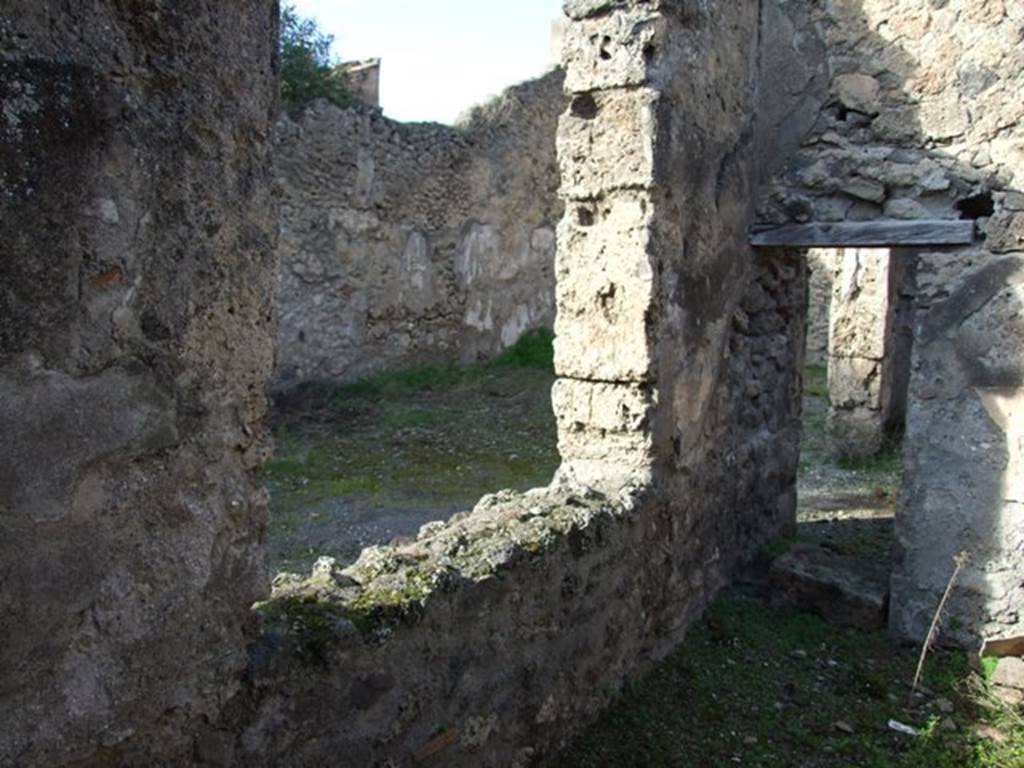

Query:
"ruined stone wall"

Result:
[[339, 58, 380, 107], [221, 4, 808, 766], [273, 70, 564, 388], [759, 0, 1024, 643], [0, 2, 278, 765]]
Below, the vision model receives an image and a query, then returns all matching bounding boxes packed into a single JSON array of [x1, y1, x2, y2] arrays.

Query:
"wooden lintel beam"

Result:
[[750, 220, 975, 248]]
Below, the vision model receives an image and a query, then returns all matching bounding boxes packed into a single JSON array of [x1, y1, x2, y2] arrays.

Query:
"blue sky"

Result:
[[290, 0, 563, 124]]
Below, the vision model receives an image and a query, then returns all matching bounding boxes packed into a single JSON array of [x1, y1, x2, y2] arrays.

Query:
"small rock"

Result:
[[934, 696, 955, 714], [939, 718, 957, 733], [883, 197, 926, 220], [834, 73, 881, 115], [833, 720, 855, 734], [887, 720, 919, 737], [841, 177, 887, 204], [992, 657, 1024, 690], [993, 685, 1024, 706]]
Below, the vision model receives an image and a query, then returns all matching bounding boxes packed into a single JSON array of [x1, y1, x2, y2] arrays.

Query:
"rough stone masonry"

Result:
[[1, 1, 1022, 766], [757, 0, 1024, 643]]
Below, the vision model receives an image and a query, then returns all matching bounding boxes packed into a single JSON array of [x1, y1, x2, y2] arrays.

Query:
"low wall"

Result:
[[273, 70, 564, 389]]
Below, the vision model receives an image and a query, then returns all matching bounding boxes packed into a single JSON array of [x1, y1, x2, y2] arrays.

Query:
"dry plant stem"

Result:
[[910, 551, 969, 704]]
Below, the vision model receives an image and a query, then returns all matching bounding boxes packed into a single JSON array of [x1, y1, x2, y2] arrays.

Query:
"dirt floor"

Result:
[[795, 363, 901, 562]]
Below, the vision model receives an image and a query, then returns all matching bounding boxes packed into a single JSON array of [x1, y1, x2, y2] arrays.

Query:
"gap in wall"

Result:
[[793, 247, 915, 605], [264, 331, 562, 574]]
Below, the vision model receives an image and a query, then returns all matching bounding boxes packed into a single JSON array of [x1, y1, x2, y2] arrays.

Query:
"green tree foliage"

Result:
[[279, 3, 350, 113]]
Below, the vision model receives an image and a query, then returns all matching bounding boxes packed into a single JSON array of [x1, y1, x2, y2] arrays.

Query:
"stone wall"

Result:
[[3, 2, 1021, 766], [273, 70, 564, 389], [0, 2, 278, 765], [827, 247, 899, 458], [219, 3, 809, 766], [339, 58, 381, 107], [757, 0, 1024, 643]]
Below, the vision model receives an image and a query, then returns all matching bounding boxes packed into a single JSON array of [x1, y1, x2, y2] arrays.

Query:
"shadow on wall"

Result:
[[761, 0, 1024, 645]]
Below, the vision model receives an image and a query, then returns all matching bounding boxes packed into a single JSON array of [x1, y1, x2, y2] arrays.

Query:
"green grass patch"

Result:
[[837, 444, 903, 476], [552, 590, 1024, 768], [277, 328, 555, 412], [339, 364, 469, 401], [488, 328, 555, 370], [264, 332, 560, 572]]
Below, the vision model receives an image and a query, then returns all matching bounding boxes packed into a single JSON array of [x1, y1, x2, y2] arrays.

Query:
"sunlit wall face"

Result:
[[289, 0, 563, 124]]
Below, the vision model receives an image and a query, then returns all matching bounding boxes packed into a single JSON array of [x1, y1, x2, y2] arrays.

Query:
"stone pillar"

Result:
[[827, 247, 901, 458], [0, 2, 278, 765], [552, 4, 664, 490], [805, 248, 840, 365], [892, 243, 1024, 644]]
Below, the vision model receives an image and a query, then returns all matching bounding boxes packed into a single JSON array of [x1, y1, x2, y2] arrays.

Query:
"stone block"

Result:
[[984, 210, 1024, 253], [562, 7, 664, 93], [992, 657, 1024, 690], [828, 405, 886, 459], [558, 88, 658, 197], [552, 378, 653, 470], [918, 91, 970, 140], [770, 543, 890, 631], [841, 177, 887, 204], [834, 73, 881, 115], [554, 192, 657, 382], [829, 357, 883, 409]]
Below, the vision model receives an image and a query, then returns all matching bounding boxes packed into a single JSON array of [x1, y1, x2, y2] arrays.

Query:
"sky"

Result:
[[290, 0, 563, 125]]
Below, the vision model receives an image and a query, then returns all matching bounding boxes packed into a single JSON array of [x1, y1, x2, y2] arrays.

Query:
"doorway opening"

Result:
[[773, 245, 918, 630]]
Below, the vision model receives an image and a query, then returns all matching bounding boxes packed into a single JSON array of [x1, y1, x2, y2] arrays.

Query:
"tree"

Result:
[[279, 3, 350, 113]]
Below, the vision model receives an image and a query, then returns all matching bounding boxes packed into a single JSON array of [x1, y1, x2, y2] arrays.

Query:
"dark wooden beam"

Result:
[[750, 220, 975, 248]]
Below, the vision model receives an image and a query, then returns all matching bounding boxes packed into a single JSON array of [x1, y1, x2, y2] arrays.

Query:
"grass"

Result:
[[288, 328, 556, 406], [552, 590, 1024, 768], [837, 444, 904, 476], [264, 329, 559, 572]]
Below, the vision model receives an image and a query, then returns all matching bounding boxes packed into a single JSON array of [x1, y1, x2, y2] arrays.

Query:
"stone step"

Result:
[[769, 542, 890, 631]]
